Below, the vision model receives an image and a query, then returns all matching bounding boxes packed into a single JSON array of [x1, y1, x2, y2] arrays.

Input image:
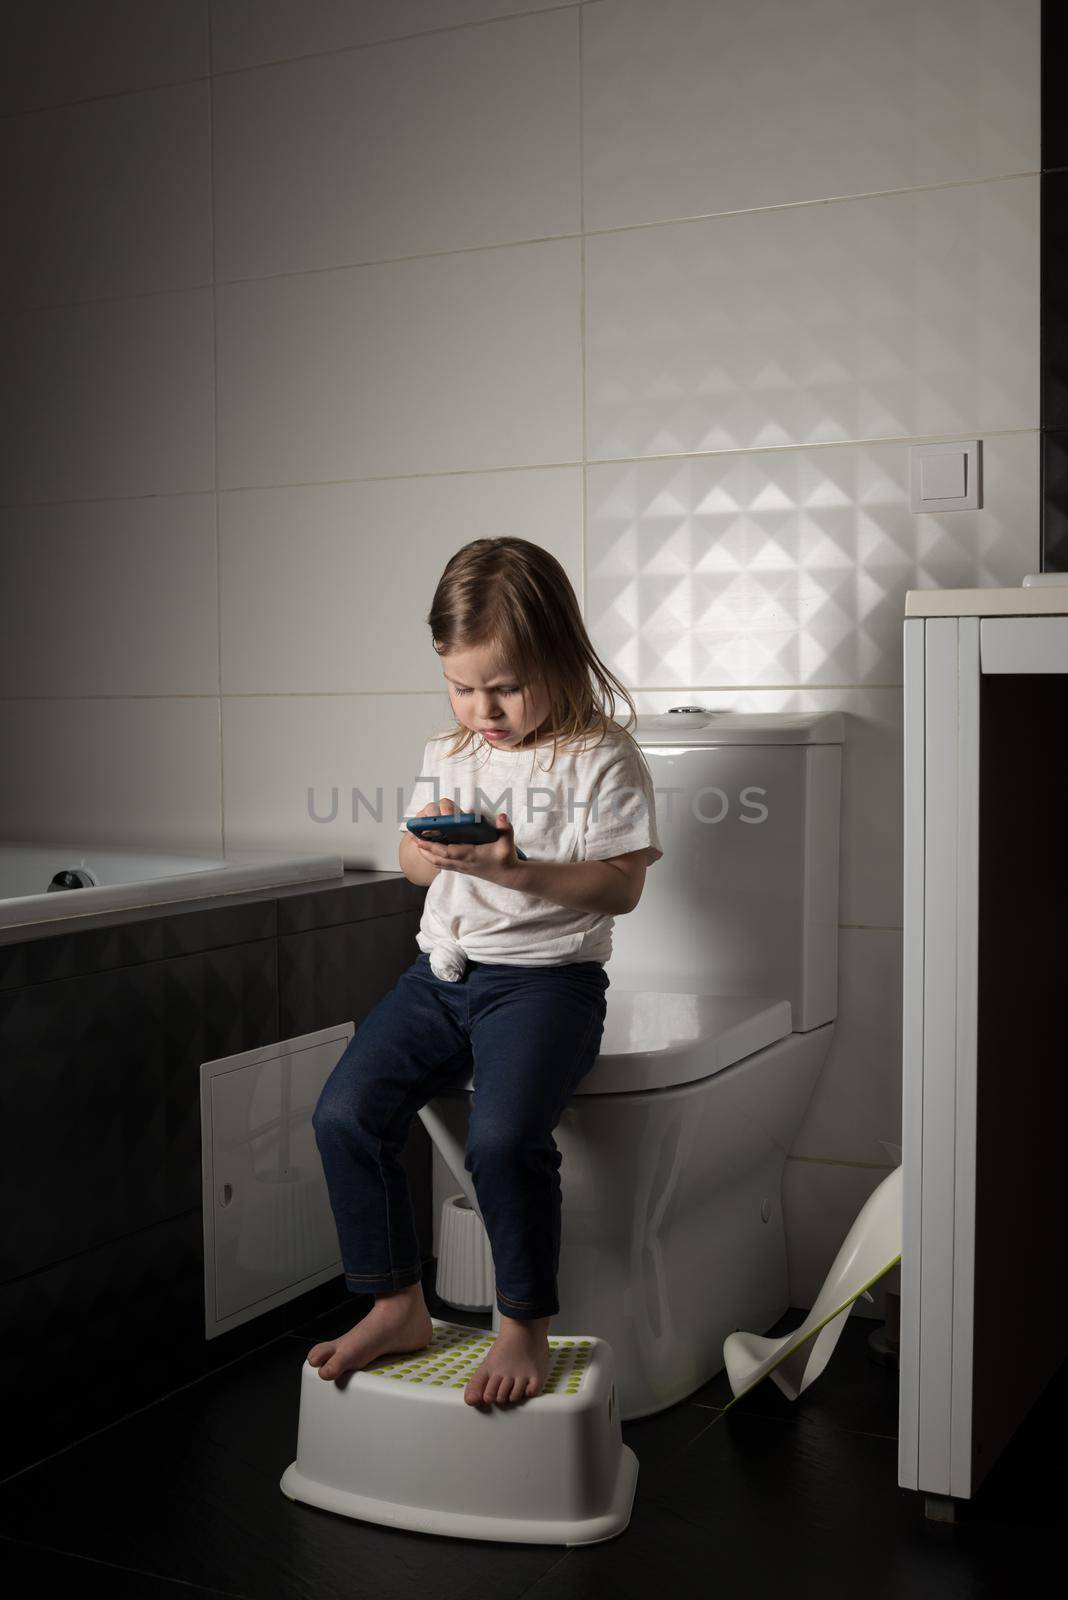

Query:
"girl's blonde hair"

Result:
[[425, 537, 641, 769]]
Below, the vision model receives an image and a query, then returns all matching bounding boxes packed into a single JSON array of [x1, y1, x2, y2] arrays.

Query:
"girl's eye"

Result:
[[453, 686, 519, 696]]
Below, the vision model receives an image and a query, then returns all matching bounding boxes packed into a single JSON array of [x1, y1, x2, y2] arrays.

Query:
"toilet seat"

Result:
[[572, 991, 793, 1095], [449, 991, 793, 1097]]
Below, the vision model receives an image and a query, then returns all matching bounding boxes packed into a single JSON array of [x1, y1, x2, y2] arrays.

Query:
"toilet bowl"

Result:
[[418, 708, 844, 1422]]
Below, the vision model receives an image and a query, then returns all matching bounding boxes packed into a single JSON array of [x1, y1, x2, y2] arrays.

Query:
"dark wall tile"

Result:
[[0, 939, 277, 1282], [275, 872, 424, 937], [0, 901, 431, 1479], [0, 870, 421, 990], [0, 897, 276, 991], [0, 1208, 293, 1482], [278, 909, 422, 1036]]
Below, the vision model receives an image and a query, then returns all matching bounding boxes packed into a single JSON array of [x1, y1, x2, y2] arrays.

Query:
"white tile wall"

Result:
[[212, 8, 580, 278], [9, 290, 216, 503], [582, 0, 1040, 230], [0, 697, 222, 849], [585, 177, 1039, 457], [2, 0, 1042, 1303], [1, 81, 213, 308], [0, 0, 209, 114], [218, 468, 581, 693], [586, 432, 1039, 692], [0, 495, 219, 697], [221, 693, 450, 864], [215, 240, 582, 486], [210, 0, 581, 75]]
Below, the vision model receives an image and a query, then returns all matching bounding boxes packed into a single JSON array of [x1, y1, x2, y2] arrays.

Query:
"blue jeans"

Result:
[[311, 951, 609, 1321]]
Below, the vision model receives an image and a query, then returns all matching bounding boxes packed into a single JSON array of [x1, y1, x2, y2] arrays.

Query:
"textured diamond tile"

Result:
[[587, 432, 1039, 689], [586, 177, 1039, 459]]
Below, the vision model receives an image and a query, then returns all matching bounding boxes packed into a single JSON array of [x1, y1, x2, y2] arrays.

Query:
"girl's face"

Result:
[[441, 644, 552, 749]]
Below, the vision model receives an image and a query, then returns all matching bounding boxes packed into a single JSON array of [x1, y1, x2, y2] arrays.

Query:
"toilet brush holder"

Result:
[[435, 1192, 495, 1311], [280, 1318, 638, 1544]]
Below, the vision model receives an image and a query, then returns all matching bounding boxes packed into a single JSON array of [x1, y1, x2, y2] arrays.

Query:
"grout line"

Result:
[[207, 9, 225, 860], [0, 2, 596, 122], [0, 1322, 313, 1492], [0, 1538, 254, 1600], [0, 428, 1040, 514], [0, 685, 908, 699], [7, 170, 1040, 316]]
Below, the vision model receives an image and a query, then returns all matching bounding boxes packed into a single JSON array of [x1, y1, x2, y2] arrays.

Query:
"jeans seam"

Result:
[[375, 1033, 471, 1283], [492, 994, 605, 1313]]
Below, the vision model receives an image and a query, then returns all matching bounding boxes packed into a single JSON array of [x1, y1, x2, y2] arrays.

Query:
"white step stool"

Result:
[[280, 1317, 638, 1545]]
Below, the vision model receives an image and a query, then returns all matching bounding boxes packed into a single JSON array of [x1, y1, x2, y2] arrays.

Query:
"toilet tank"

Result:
[[607, 709, 844, 1031]]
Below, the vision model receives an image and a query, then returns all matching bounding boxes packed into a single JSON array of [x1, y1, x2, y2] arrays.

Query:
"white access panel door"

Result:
[[899, 611, 1068, 1503], [201, 1022, 355, 1338]]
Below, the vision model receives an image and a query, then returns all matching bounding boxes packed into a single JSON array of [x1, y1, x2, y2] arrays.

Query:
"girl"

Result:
[[308, 537, 662, 1407]]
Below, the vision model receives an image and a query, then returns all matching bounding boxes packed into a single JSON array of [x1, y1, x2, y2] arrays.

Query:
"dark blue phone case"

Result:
[[407, 812, 527, 859]]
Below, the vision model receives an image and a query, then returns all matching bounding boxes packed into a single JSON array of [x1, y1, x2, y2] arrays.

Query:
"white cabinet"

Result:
[[900, 601, 1068, 1514]]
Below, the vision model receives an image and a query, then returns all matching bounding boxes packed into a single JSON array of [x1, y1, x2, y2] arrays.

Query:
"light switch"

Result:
[[921, 453, 966, 500], [909, 441, 981, 512]]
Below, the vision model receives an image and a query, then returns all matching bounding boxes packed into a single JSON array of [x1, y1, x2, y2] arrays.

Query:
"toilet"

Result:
[[417, 706, 844, 1421]]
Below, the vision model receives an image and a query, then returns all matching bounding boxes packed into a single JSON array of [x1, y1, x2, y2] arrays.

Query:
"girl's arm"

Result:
[[494, 851, 648, 916]]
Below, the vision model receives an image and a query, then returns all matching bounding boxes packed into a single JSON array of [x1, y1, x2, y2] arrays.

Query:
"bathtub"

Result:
[[0, 841, 345, 937]]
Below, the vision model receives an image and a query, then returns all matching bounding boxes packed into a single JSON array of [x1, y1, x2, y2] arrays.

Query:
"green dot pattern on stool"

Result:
[[361, 1327, 592, 1394]]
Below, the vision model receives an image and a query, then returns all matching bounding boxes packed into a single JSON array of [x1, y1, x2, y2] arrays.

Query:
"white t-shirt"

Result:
[[398, 721, 663, 976]]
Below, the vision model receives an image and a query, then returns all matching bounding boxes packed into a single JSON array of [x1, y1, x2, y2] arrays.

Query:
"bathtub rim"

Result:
[[0, 841, 347, 937]]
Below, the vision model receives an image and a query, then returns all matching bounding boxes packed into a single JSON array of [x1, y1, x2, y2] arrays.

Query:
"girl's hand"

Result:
[[414, 810, 523, 886]]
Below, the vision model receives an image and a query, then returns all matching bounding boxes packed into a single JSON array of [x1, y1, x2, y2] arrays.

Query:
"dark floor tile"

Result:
[[518, 1484, 1053, 1600], [559, 1407, 1057, 1599], [0, 1536, 248, 1597], [3, 1257, 1061, 1599], [0, 1310, 569, 1599]]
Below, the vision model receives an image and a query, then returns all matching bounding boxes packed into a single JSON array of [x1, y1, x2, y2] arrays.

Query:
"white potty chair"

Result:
[[722, 1161, 903, 1407]]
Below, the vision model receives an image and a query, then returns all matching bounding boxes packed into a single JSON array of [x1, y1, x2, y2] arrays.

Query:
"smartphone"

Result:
[[407, 811, 527, 860]]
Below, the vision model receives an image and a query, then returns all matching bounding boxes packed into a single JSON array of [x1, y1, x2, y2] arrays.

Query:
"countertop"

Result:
[[905, 579, 1068, 617]]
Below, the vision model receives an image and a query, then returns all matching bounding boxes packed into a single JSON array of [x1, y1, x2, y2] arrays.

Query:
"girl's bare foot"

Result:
[[464, 1314, 552, 1406], [307, 1283, 434, 1381]]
